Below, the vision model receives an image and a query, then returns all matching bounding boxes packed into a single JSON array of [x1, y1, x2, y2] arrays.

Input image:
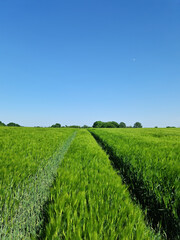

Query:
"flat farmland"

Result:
[[0, 127, 179, 239], [89, 128, 180, 239]]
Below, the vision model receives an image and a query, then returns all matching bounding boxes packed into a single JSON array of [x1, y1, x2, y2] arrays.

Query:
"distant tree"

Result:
[[82, 125, 90, 128], [103, 121, 119, 128], [93, 121, 119, 128], [109, 121, 119, 128], [127, 126, 132, 128], [51, 123, 61, 128], [103, 122, 112, 128], [119, 122, 126, 128], [155, 126, 158, 128], [7, 122, 20, 127], [133, 122, 142, 128], [0, 121, 6, 126], [166, 126, 176, 128], [92, 121, 104, 128]]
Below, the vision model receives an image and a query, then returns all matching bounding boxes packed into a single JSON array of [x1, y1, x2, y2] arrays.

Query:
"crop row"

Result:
[[42, 130, 160, 240], [89, 128, 180, 239], [0, 127, 76, 239]]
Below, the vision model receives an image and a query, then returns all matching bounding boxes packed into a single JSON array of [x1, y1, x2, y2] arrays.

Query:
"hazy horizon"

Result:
[[1, 119, 179, 128]]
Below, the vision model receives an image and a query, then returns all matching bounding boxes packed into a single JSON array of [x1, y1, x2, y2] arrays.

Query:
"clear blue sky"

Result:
[[0, 0, 180, 127]]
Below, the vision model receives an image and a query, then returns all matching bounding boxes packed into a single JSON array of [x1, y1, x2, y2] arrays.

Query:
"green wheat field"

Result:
[[0, 127, 180, 239]]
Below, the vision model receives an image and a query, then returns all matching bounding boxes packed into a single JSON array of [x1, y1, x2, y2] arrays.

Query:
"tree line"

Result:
[[50, 121, 143, 128], [92, 121, 142, 128], [0, 120, 177, 128], [0, 121, 21, 127]]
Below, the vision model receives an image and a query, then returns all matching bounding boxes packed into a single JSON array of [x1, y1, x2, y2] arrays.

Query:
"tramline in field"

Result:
[[89, 128, 180, 239], [0, 127, 76, 239], [43, 130, 160, 239], [0, 126, 179, 239]]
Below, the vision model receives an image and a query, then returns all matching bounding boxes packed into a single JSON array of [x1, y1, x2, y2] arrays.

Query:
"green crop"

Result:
[[43, 130, 160, 240], [2, 127, 178, 239], [89, 128, 180, 239], [0, 127, 76, 239]]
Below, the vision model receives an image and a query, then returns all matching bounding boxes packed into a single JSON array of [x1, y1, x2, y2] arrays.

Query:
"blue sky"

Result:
[[0, 0, 180, 127]]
